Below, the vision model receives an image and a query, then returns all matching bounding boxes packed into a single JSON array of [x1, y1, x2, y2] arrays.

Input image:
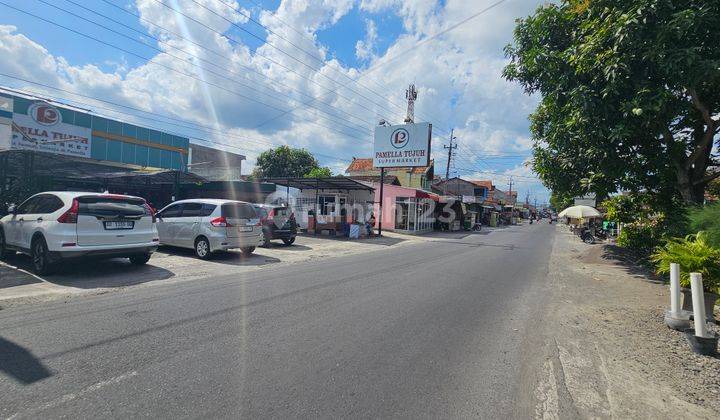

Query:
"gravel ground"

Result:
[[535, 227, 720, 419]]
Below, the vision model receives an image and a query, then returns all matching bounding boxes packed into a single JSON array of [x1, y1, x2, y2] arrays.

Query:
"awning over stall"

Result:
[[262, 176, 375, 191]]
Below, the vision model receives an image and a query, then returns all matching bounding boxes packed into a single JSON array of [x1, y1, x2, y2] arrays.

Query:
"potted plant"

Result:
[[651, 232, 720, 321]]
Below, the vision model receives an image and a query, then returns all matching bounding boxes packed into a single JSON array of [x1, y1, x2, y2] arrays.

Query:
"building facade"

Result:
[[1, 87, 188, 171]]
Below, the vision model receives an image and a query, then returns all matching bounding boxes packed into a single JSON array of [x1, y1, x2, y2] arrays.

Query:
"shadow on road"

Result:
[[3, 254, 175, 289], [0, 260, 42, 288], [157, 246, 281, 267], [259, 243, 312, 252], [578, 243, 663, 283], [298, 233, 407, 246], [0, 337, 52, 384]]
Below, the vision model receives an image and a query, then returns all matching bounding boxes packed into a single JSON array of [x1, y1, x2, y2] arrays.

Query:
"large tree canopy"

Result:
[[504, 0, 720, 204], [252, 146, 320, 179]]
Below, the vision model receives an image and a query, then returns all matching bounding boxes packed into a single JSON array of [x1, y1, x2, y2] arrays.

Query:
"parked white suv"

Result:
[[0, 192, 159, 275], [156, 199, 262, 259]]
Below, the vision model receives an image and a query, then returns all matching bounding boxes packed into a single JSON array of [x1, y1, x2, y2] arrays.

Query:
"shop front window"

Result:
[[319, 195, 335, 216]]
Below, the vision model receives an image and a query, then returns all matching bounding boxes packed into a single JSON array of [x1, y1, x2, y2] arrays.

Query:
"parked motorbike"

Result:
[[580, 229, 595, 244]]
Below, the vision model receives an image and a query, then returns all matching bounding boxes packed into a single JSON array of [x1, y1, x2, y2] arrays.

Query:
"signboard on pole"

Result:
[[373, 122, 431, 168], [10, 101, 91, 158]]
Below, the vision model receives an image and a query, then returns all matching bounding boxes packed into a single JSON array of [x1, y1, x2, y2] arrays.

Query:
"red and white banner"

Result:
[[11, 101, 91, 158]]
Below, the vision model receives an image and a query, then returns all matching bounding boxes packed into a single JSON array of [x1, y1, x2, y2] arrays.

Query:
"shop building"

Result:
[[0, 87, 248, 209], [368, 183, 439, 234]]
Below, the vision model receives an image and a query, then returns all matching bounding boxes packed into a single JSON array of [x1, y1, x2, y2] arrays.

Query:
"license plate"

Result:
[[104, 221, 134, 230], [237, 226, 253, 232]]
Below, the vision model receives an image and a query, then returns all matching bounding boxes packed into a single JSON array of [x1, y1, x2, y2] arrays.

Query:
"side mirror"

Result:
[[7, 204, 16, 214]]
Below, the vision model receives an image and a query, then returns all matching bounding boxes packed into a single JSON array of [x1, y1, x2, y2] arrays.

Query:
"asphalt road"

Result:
[[0, 223, 556, 419]]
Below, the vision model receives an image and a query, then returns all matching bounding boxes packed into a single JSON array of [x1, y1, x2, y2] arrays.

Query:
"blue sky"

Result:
[[0, 0, 549, 203]]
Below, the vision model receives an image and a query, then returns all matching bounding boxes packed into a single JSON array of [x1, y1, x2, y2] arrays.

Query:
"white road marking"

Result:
[[7, 370, 138, 419], [0, 260, 49, 284]]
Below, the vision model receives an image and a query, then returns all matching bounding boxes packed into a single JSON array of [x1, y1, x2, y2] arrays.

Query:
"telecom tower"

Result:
[[404, 84, 417, 123]]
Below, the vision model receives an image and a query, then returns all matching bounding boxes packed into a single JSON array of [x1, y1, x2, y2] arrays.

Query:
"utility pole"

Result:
[[443, 129, 457, 194], [507, 177, 514, 202]]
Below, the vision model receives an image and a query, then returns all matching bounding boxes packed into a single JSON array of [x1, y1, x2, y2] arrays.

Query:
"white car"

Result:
[[155, 199, 263, 259], [0, 192, 159, 275]]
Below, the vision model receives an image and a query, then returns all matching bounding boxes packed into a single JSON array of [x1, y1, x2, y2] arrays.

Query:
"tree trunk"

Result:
[[675, 165, 707, 205]]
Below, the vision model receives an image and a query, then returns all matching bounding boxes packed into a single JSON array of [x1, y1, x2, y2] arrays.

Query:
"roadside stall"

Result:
[[263, 177, 375, 237], [558, 205, 604, 243]]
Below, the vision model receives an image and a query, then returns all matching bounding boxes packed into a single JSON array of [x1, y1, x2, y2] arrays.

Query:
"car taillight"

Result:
[[143, 202, 156, 223], [210, 216, 232, 227], [57, 198, 79, 223]]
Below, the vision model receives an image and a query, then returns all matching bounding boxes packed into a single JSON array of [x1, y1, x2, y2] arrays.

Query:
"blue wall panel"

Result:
[[135, 145, 149, 167], [148, 147, 161, 167], [107, 140, 122, 161], [91, 136, 107, 160], [122, 142, 136, 164]]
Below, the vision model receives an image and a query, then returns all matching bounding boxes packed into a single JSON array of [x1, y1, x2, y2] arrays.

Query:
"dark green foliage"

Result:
[[504, 0, 720, 205], [252, 146, 320, 179], [688, 204, 720, 248], [651, 232, 720, 292]]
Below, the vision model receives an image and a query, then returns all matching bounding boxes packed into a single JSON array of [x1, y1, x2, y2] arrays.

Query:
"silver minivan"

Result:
[[156, 199, 262, 259]]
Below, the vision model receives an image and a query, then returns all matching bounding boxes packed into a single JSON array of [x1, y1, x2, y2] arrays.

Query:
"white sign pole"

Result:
[[690, 272, 708, 337], [670, 263, 680, 314]]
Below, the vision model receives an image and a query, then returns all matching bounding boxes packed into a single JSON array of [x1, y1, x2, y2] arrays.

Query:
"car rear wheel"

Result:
[[261, 232, 271, 248], [194, 237, 211, 259], [0, 229, 14, 259], [241, 246, 255, 256], [129, 253, 152, 265], [282, 237, 295, 246], [31, 236, 54, 275]]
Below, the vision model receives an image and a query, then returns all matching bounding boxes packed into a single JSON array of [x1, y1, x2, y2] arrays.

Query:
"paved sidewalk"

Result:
[[535, 227, 720, 419]]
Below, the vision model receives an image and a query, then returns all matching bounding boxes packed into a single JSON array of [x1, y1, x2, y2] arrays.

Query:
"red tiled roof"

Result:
[[468, 180, 493, 189], [346, 158, 374, 172], [345, 158, 433, 174]]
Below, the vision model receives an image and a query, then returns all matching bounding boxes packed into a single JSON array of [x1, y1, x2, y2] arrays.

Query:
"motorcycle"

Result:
[[472, 222, 482, 232]]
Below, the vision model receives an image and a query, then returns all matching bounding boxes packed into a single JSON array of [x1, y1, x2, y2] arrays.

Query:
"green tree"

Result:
[[252, 146, 320, 179], [549, 191, 573, 211], [504, 0, 720, 205], [304, 167, 332, 178]]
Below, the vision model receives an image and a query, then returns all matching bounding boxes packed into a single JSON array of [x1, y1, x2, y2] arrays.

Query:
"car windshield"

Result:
[[221, 203, 256, 219], [77, 196, 146, 217]]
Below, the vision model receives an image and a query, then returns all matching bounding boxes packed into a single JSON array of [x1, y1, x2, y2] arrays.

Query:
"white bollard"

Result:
[[690, 273, 708, 337], [670, 263, 680, 314]]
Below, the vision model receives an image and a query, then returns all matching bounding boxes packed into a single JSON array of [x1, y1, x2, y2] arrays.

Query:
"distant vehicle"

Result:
[[156, 199, 262, 259], [0, 192, 158, 275], [252, 204, 297, 247]]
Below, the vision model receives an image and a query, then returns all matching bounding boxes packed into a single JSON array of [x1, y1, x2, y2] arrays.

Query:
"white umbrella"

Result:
[[557, 205, 601, 219]]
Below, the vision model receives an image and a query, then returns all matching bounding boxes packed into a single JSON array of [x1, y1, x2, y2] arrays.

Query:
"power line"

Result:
[[0, 1, 375, 142], [55, 0, 380, 132], [0, 75, 356, 163], [152, 0, 402, 121], [209, 0, 418, 118], [33, 0, 379, 138], [104, 0, 402, 133], [247, 0, 509, 138]]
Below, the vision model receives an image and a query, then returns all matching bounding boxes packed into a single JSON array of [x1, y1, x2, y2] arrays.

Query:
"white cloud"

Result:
[[355, 19, 378, 61]]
